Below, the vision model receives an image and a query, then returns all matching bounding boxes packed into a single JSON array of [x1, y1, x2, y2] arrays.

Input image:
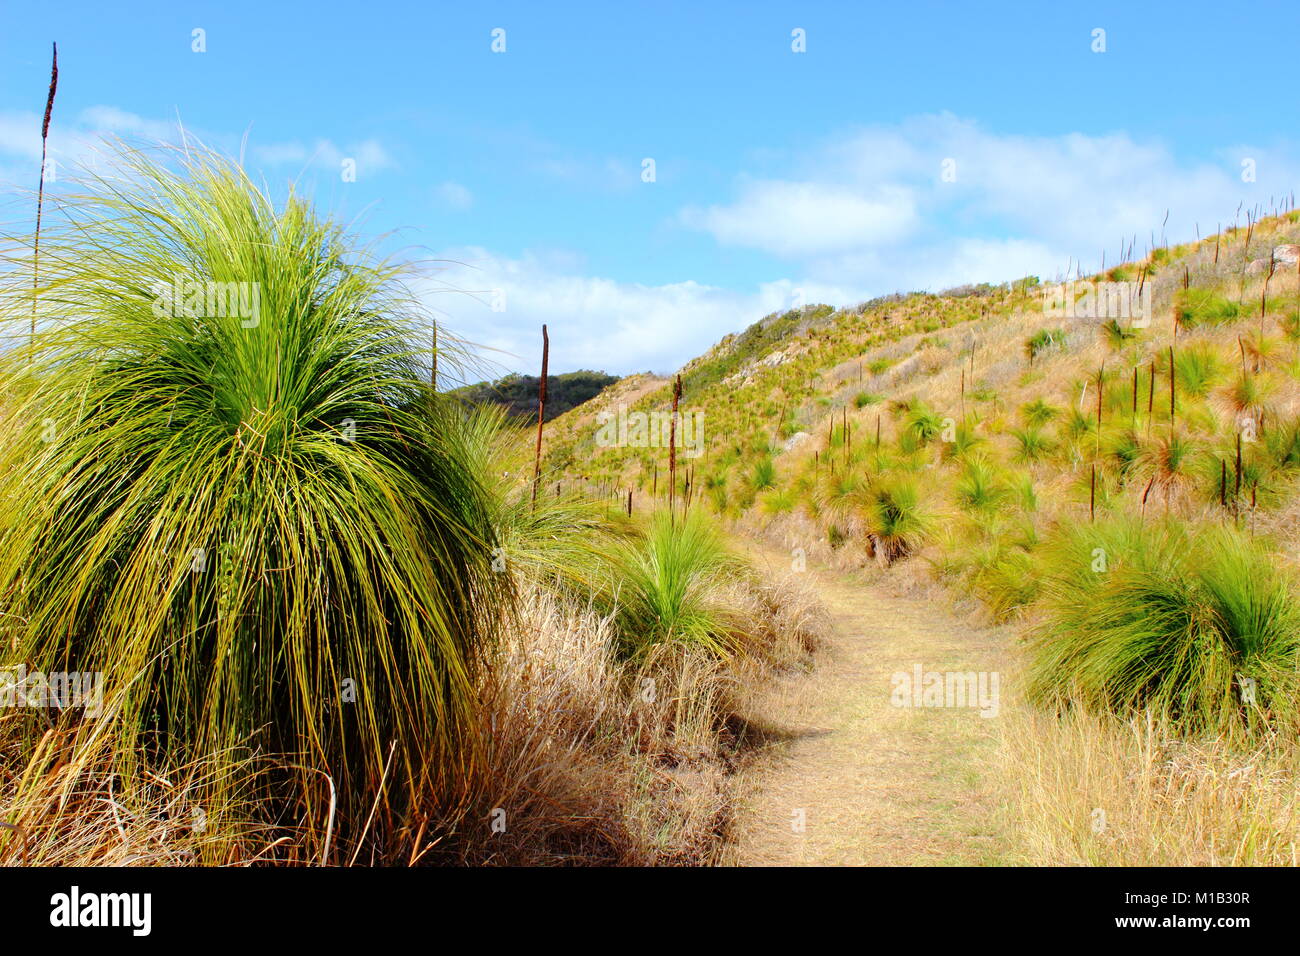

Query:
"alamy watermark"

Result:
[[1041, 280, 1151, 327], [150, 277, 261, 328], [594, 403, 705, 458], [890, 663, 999, 718], [1, 665, 103, 717]]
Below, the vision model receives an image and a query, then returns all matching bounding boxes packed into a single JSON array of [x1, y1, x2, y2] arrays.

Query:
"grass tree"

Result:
[[0, 146, 509, 861]]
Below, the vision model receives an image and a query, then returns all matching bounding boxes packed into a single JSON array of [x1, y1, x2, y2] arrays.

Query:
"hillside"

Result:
[[538, 205, 1300, 865], [545, 208, 1300, 585], [450, 369, 620, 423]]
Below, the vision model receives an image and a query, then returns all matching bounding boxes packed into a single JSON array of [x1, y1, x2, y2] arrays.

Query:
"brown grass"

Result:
[[0, 569, 825, 867], [1003, 702, 1300, 866]]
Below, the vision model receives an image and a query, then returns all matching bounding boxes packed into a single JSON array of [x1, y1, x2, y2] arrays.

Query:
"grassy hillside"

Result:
[[542, 206, 1300, 862], [546, 211, 1300, 616]]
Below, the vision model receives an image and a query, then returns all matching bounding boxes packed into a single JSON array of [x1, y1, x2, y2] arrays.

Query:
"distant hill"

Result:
[[450, 369, 620, 423]]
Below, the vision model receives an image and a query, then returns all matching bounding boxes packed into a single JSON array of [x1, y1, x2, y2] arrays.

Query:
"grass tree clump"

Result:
[[1175, 288, 1240, 328], [0, 147, 508, 860], [455, 403, 623, 594], [1011, 425, 1055, 463], [955, 456, 1009, 514], [1024, 328, 1064, 363], [1020, 398, 1060, 428], [1173, 344, 1223, 398], [751, 456, 777, 490], [899, 400, 943, 448], [1027, 518, 1300, 737], [603, 509, 747, 661], [863, 476, 932, 565]]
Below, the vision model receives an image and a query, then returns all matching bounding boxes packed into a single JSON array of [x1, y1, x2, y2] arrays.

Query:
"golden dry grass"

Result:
[[1, 569, 825, 867], [1003, 704, 1300, 866]]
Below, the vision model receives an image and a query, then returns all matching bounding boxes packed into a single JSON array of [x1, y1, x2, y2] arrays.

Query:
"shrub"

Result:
[[1174, 344, 1222, 398], [955, 457, 1009, 514], [904, 401, 944, 446], [0, 147, 508, 860], [1025, 328, 1064, 362], [602, 511, 745, 661], [1100, 319, 1137, 350], [751, 457, 777, 490], [1176, 289, 1240, 328], [864, 477, 932, 565], [1021, 398, 1060, 427], [1027, 519, 1300, 736], [1012, 426, 1056, 463]]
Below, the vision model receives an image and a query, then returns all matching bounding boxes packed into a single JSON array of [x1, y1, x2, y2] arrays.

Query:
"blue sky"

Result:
[[3, 0, 1299, 379]]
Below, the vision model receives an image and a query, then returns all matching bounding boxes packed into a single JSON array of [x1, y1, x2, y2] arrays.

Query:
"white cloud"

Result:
[[0, 106, 196, 189], [413, 247, 807, 378], [682, 113, 1300, 290], [680, 180, 916, 257], [249, 137, 394, 176], [434, 181, 473, 210], [76, 106, 176, 143]]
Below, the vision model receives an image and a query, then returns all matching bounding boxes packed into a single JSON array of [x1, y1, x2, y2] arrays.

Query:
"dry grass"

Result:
[[0, 567, 825, 867], [0, 724, 274, 866], [452, 573, 826, 865], [1003, 702, 1300, 866]]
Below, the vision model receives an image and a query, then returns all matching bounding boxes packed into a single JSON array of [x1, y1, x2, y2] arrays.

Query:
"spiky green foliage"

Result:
[[955, 456, 1009, 514], [1011, 425, 1055, 463], [1021, 398, 1059, 427], [751, 457, 776, 490], [0, 147, 509, 858], [864, 476, 932, 565], [1027, 519, 1300, 736], [1100, 319, 1136, 350], [969, 538, 1040, 620], [1103, 427, 1144, 480], [903, 401, 944, 446], [455, 403, 622, 592], [602, 509, 745, 660], [1025, 328, 1064, 362], [1176, 288, 1240, 328], [1173, 344, 1223, 398], [1136, 430, 1200, 512]]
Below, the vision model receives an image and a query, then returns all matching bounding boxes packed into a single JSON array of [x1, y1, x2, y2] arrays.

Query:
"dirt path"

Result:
[[726, 549, 1016, 866]]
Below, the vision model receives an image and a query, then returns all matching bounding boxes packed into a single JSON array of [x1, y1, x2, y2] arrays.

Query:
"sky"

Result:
[[2, 0, 1299, 380]]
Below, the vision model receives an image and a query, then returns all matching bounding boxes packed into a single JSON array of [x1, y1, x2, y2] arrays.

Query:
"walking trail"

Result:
[[726, 547, 1017, 866]]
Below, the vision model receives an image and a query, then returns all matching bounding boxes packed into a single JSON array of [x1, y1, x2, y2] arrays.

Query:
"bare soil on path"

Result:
[[726, 547, 1017, 866]]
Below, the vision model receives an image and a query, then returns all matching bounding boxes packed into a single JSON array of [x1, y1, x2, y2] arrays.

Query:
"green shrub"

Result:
[[1012, 426, 1056, 463], [603, 510, 746, 661], [865, 477, 932, 565], [0, 147, 509, 858], [1176, 289, 1240, 328], [1174, 344, 1223, 398], [1027, 519, 1300, 736], [1025, 328, 1064, 362], [1021, 398, 1060, 427], [956, 457, 1009, 513]]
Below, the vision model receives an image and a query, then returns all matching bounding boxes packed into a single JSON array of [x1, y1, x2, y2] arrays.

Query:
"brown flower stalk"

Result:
[[531, 324, 548, 506], [33, 42, 58, 350]]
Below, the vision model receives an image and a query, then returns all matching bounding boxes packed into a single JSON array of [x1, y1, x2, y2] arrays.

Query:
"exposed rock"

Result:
[[783, 431, 811, 452], [1274, 244, 1300, 265]]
